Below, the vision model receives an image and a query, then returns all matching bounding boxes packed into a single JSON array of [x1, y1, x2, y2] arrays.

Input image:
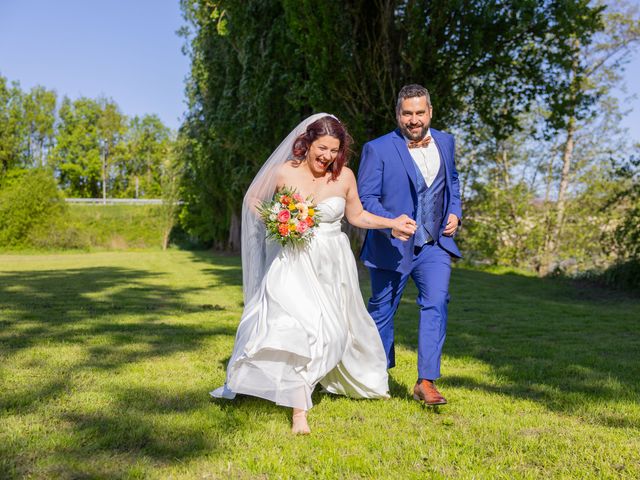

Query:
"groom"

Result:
[[357, 84, 462, 405]]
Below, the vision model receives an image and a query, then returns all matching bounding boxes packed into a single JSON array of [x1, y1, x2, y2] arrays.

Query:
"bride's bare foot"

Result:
[[291, 408, 311, 435]]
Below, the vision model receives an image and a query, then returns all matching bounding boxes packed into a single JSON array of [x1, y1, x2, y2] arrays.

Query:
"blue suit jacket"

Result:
[[358, 128, 462, 274]]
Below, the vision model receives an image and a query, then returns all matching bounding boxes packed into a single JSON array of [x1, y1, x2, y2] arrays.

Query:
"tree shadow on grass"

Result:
[[0, 262, 244, 477], [0, 264, 239, 392], [12, 383, 254, 479], [390, 267, 640, 429], [0, 266, 230, 347], [187, 251, 243, 288], [61, 385, 229, 457], [388, 374, 414, 401], [0, 377, 70, 412]]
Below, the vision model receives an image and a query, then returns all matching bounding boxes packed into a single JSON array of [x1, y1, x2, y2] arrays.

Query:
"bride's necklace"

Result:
[[304, 160, 326, 182]]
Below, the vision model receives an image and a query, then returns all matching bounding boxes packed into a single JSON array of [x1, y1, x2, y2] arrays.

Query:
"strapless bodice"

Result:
[[315, 196, 346, 236]]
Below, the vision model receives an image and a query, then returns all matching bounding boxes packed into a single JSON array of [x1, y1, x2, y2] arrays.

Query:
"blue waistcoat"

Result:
[[413, 156, 445, 246]]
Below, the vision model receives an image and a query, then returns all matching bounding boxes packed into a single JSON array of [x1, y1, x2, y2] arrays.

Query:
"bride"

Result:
[[210, 113, 416, 434]]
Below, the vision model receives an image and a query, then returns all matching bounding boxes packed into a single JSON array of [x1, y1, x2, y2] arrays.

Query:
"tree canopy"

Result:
[[178, 0, 615, 253]]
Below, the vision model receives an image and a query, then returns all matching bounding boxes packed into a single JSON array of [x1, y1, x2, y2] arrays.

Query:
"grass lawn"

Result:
[[1, 251, 638, 479]]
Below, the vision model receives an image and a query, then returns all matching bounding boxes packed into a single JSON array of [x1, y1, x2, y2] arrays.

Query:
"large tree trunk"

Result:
[[227, 210, 242, 252]]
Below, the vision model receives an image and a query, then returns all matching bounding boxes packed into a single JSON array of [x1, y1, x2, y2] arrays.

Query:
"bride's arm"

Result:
[[342, 168, 416, 237]]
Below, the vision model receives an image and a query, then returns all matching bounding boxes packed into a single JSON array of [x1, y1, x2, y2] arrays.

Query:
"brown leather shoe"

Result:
[[413, 380, 447, 405]]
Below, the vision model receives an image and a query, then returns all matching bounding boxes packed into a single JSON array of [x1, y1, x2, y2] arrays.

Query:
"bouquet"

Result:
[[258, 187, 319, 247]]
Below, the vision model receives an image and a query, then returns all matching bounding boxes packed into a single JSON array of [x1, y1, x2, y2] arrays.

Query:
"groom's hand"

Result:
[[443, 214, 460, 236]]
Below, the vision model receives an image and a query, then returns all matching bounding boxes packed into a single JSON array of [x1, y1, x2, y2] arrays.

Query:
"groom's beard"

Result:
[[399, 121, 429, 141]]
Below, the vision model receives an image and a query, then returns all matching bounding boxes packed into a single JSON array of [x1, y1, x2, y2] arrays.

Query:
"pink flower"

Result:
[[293, 193, 304, 202], [277, 209, 291, 223], [296, 221, 309, 234]]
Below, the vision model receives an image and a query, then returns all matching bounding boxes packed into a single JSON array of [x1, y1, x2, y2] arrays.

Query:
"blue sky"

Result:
[[1, 0, 639, 143], [0, 0, 189, 130]]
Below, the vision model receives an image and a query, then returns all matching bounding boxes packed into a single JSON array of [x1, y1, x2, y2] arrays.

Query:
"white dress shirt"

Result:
[[405, 128, 441, 187]]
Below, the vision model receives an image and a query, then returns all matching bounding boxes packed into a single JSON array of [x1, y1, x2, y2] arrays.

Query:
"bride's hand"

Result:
[[391, 214, 417, 241]]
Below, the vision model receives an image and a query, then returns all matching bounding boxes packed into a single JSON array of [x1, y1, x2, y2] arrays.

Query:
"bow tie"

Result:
[[408, 136, 432, 149]]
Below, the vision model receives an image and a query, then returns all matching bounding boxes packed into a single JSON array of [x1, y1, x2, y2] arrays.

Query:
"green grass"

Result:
[[1, 251, 638, 479]]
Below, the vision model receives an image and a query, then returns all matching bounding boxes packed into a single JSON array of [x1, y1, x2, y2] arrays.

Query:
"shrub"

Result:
[[28, 217, 87, 250], [67, 204, 165, 249], [0, 169, 69, 248], [600, 259, 640, 292]]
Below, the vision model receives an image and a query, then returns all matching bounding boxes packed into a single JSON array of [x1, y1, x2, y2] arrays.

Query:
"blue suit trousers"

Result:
[[367, 242, 451, 380]]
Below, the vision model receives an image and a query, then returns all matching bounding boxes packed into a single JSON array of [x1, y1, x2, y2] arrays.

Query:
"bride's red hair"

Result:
[[292, 116, 353, 181]]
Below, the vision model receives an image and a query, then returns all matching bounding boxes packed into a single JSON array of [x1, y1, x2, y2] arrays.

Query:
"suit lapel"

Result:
[[391, 129, 417, 189]]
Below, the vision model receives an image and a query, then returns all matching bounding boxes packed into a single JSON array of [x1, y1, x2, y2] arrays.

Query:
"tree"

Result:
[[540, 1, 640, 274], [24, 86, 57, 168], [96, 98, 126, 202], [52, 97, 103, 197], [455, 108, 550, 268], [609, 150, 640, 260], [180, 0, 306, 249], [118, 114, 171, 198], [160, 137, 184, 250], [179, 0, 606, 250], [282, 1, 603, 145], [0, 75, 28, 174], [0, 74, 179, 210]]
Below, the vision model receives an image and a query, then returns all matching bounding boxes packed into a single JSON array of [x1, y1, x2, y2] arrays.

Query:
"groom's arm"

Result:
[[357, 142, 395, 238]]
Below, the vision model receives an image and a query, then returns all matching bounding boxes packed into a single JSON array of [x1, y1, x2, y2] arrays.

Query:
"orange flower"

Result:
[[278, 223, 289, 236], [305, 217, 314, 227], [280, 195, 291, 205]]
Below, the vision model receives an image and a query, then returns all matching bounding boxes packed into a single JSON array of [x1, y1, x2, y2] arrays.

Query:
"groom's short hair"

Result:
[[396, 84, 431, 113]]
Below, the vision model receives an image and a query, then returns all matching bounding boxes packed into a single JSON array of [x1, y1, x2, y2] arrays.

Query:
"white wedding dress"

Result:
[[211, 196, 389, 410]]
